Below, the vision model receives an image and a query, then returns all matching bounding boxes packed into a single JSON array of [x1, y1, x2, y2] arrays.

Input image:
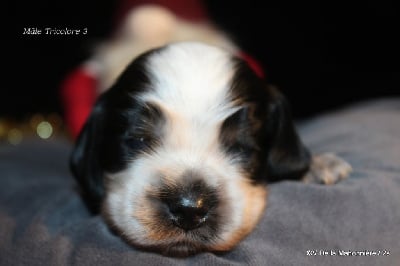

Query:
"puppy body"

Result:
[[71, 42, 350, 256]]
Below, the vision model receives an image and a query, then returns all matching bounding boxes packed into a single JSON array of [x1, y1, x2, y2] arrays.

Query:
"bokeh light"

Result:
[[36, 121, 53, 139]]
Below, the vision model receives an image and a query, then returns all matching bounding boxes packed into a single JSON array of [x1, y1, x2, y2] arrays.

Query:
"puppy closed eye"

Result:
[[123, 103, 165, 153], [220, 107, 259, 158], [230, 142, 255, 157], [125, 134, 156, 151]]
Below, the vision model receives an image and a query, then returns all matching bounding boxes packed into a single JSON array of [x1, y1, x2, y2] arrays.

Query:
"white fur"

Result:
[[141, 42, 240, 120]]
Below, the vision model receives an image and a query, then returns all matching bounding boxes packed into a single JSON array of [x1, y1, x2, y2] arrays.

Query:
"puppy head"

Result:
[[71, 42, 310, 256]]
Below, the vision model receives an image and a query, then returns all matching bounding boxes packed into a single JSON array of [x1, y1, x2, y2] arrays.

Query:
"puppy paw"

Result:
[[302, 153, 352, 185]]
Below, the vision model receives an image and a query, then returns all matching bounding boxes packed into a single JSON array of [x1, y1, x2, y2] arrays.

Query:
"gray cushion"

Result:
[[1, 98, 399, 265]]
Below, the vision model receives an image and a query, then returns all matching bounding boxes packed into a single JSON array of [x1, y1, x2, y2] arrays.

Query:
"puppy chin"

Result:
[[101, 165, 267, 256]]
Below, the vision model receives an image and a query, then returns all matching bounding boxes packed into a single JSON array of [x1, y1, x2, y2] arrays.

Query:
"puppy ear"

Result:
[[70, 99, 106, 212], [264, 87, 311, 182]]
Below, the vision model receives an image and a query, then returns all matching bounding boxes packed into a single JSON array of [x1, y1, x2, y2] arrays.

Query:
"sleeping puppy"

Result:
[[70, 42, 351, 256]]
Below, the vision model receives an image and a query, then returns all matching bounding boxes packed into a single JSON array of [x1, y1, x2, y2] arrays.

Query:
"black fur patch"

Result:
[[220, 57, 311, 183], [70, 48, 163, 211]]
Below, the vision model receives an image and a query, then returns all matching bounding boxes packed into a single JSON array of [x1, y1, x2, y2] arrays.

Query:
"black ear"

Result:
[[264, 87, 311, 182], [70, 99, 106, 212]]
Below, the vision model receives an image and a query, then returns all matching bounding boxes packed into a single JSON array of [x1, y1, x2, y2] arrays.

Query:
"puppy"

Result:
[[70, 42, 351, 256]]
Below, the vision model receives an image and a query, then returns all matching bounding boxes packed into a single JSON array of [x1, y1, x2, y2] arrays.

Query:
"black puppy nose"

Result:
[[167, 196, 210, 231], [160, 179, 218, 231]]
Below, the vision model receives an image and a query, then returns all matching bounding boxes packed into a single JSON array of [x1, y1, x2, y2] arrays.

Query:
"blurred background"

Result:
[[3, 0, 399, 143]]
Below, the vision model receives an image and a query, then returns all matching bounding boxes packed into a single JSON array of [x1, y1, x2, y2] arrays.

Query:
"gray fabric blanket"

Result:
[[1, 99, 399, 266]]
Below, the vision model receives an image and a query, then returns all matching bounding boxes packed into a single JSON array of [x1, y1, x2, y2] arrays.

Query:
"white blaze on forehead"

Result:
[[140, 42, 239, 122], [136, 42, 242, 170]]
